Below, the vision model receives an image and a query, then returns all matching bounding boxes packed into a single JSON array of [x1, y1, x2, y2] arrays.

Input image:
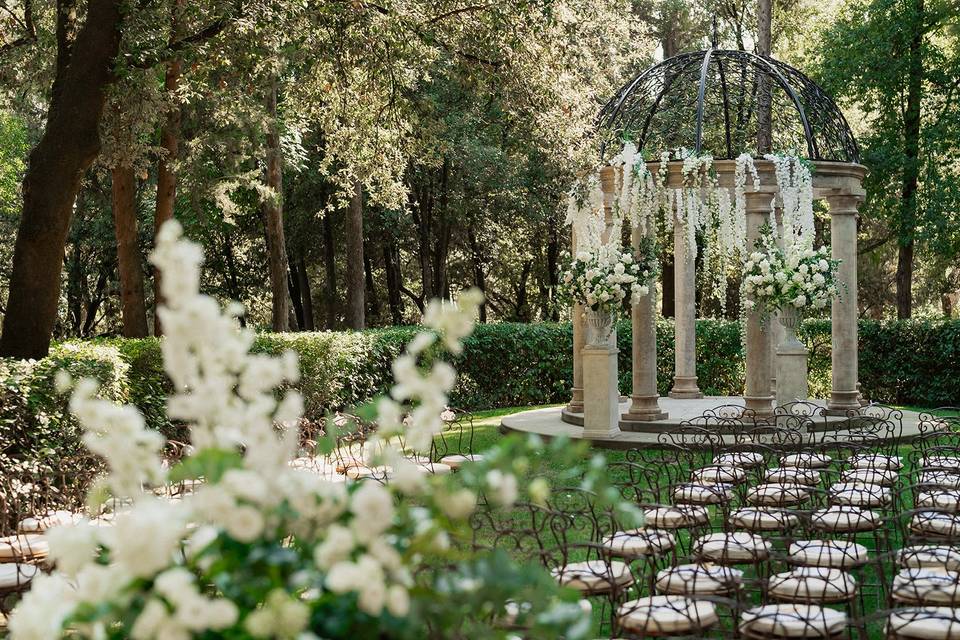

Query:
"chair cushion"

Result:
[[912, 512, 960, 538], [922, 456, 960, 471], [730, 507, 800, 532], [438, 454, 483, 470], [17, 511, 82, 534], [765, 467, 822, 486], [901, 547, 960, 572], [656, 563, 743, 595], [740, 604, 847, 638], [788, 540, 868, 569], [919, 492, 960, 514], [893, 569, 960, 606], [0, 563, 39, 590], [601, 529, 675, 558], [810, 506, 881, 533], [644, 505, 710, 529], [552, 560, 634, 594], [920, 473, 960, 490], [0, 534, 48, 562], [694, 532, 772, 563], [690, 465, 747, 484], [828, 482, 891, 507], [672, 483, 734, 505], [780, 453, 833, 469], [849, 453, 903, 471], [840, 468, 899, 487], [886, 607, 960, 639], [715, 451, 765, 468], [747, 483, 811, 506], [768, 567, 857, 603], [618, 595, 719, 635]]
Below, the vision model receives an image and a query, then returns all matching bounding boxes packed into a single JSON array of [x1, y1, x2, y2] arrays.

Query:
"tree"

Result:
[[110, 165, 149, 337], [345, 178, 365, 329]]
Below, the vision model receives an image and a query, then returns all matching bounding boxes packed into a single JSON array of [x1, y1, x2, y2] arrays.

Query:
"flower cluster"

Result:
[[9, 221, 607, 640], [742, 234, 841, 315], [561, 243, 657, 313]]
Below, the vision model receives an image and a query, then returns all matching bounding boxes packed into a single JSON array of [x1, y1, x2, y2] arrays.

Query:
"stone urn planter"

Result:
[[775, 305, 809, 406], [584, 308, 614, 347]]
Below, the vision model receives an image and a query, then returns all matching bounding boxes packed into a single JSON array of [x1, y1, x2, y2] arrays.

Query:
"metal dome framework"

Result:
[[597, 48, 860, 163]]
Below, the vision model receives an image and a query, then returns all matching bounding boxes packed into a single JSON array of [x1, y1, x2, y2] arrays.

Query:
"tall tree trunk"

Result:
[[82, 263, 110, 337], [288, 260, 305, 330], [364, 244, 380, 322], [545, 220, 560, 321], [467, 224, 487, 322], [410, 177, 435, 303], [382, 242, 404, 325], [756, 0, 773, 153], [322, 210, 339, 329], [345, 178, 365, 329], [262, 77, 290, 331], [111, 166, 149, 337], [432, 159, 451, 298], [221, 231, 246, 327], [152, 0, 184, 335], [897, 0, 924, 319], [0, 0, 122, 358], [298, 256, 315, 330]]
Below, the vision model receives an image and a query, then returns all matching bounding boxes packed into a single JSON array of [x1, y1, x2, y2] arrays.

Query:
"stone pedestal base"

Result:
[[776, 343, 808, 407], [827, 391, 861, 415], [669, 376, 703, 399], [566, 387, 584, 414], [621, 394, 669, 423], [582, 346, 621, 438]]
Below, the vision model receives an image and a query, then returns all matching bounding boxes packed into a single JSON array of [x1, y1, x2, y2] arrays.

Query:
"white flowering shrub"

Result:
[[742, 230, 841, 315], [560, 243, 658, 313], [8, 221, 631, 640]]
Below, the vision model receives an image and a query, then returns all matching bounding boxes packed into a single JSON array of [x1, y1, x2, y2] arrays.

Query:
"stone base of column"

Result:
[[582, 346, 621, 438], [775, 345, 808, 407], [827, 390, 861, 415], [566, 387, 584, 414], [744, 394, 774, 417], [621, 395, 669, 423], [669, 376, 703, 399]]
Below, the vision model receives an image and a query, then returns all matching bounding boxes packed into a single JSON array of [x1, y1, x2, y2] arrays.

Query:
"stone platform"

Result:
[[501, 396, 927, 449]]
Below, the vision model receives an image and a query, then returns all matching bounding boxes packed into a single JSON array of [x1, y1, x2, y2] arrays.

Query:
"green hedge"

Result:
[[0, 319, 957, 456]]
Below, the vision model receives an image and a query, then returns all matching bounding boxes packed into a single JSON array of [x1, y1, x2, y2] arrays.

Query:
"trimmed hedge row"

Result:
[[1, 319, 957, 459]]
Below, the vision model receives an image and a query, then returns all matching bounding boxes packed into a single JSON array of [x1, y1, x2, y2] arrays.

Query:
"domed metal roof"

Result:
[[597, 48, 860, 163]]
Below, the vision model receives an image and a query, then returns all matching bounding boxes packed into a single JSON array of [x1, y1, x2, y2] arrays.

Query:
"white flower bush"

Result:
[[9, 221, 631, 640], [742, 231, 841, 316], [560, 242, 658, 313]]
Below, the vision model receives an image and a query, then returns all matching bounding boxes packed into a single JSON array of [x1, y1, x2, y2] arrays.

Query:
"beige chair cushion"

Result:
[[922, 456, 960, 471], [730, 507, 800, 532], [849, 453, 903, 471], [828, 482, 891, 507], [788, 539, 868, 569], [694, 532, 772, 563], [919, 492, 960, 513], [438, 454, 483, 470], [0, 563, 39, 590], [601, 529, 675, 558], [747, 483, 811, 506], [17, 511, 82, 534], [618, 595, 719, 635], [893, 569, 960, 605], [900, 547, 960, 572], [765, 468, 821, 486], [912, 512, 960, 538], [920, 473, 960, 490], [768, 567, 857, 603], [413, 461, 453, 475], [741, 604, 847, 638], [840, 468, 899, 487], [715, 451, 765, 468], [552, 560, 634, 594], [644, 505, 710, 529], [0, 535, 48, 562], [690, 465, 747, 484], [810, 506, 881, 533], [780, 453, 833, 469], [886, 607, 960, 639], [672, 483, 734, 505], [656, 563, 743, 595]]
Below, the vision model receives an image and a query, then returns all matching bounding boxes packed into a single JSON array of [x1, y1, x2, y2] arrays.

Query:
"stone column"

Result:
[[622, 223, 668, 424], [566, 226, 584, 415], [827, 194, 861, 413], [770, 207, 784, 397], [743, 192, 775, 417], [669, 220, 703, 398]]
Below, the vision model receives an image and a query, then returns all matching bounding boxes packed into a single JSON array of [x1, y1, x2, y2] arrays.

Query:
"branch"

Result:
[[398, 284, 425, 313], [0, 0, 36, 53], [131, 2, 240, 69]]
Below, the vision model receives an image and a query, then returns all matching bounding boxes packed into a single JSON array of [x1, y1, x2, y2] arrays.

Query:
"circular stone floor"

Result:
[[500, 396, 928, 449]]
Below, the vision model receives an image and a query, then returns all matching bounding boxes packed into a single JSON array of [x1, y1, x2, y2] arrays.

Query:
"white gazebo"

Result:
[[561, 48, 867, 438]]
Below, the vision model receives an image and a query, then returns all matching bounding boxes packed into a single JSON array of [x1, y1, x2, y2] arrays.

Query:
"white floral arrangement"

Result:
[[561, 242, 658, 313], [742, 231, 841, 315], [8, 221, 636, 640]]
